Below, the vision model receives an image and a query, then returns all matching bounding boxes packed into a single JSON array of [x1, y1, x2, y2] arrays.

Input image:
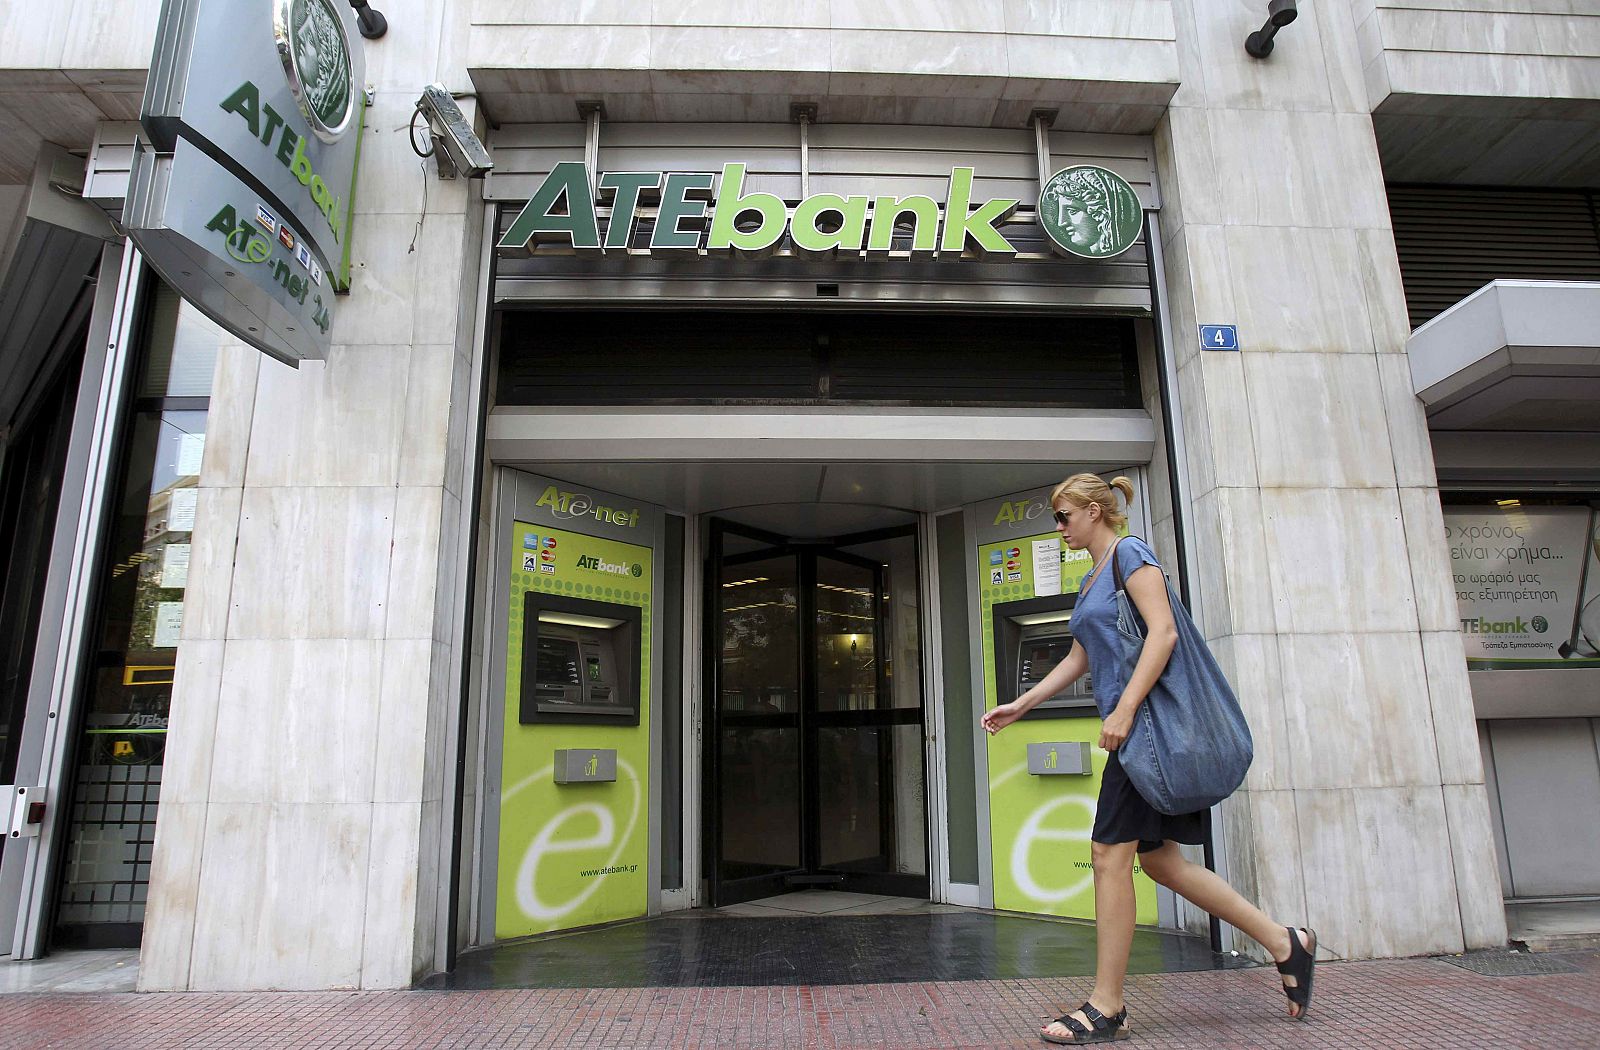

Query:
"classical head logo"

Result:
[[276, 0, 355, 142], [1039, 166, 1143, 260]]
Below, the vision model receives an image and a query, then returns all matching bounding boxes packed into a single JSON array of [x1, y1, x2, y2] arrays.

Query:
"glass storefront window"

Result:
[[53, 282, 221, 946]]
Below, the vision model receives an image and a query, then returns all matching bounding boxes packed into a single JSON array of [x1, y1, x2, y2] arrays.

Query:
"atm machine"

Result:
[[992, 592, 1095, 717]]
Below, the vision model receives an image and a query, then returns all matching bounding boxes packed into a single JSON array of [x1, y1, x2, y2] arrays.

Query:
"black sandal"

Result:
[[1276, 927, 1317, 1020], [1041, 1001, 1130, 1044]]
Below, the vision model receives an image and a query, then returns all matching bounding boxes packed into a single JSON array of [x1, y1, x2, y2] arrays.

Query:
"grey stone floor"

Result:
[[1507, 899, 1600, 951], [716, 889, 969, 917], [0, 949, 139, 994]]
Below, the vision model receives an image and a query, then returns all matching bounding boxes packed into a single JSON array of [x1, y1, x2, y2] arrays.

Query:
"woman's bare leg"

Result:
[[1041, 840, 1140, 1041], [1138, 842, 1312, 1017]]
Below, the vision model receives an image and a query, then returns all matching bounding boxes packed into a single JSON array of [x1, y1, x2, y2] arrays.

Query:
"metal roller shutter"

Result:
[[496, 310, 1139, 408], [1388, 185, 1600, 329]]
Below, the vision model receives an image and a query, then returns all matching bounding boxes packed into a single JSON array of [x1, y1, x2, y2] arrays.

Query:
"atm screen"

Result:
[[536, 637, 581, 686], [1021, 638, 1072, 686], [520, 592, 643, 725]]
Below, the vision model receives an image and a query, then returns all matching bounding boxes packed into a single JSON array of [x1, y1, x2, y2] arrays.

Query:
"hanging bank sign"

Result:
[[498, 162, 1143, 261], [125, 0, 368, 366]]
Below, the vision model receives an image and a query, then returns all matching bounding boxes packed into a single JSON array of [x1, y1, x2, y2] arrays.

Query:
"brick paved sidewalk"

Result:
[[3, 951, 1596, 1049]]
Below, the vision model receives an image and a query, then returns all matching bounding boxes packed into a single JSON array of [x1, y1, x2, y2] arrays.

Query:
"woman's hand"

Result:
[[1099, 705, 1136, 751], [982, 702, 1023, 735]]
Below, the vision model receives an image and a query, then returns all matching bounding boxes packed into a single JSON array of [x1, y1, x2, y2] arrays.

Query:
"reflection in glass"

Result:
[[815, 557, 877, 712], [719, 727, 800, 878], [719, 555, 798, 714], [55, 284, 221, 940]]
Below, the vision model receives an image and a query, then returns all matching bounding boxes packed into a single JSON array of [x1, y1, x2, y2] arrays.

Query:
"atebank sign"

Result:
[[498, 162, 1143, 261], [126, 0, 367, 365]]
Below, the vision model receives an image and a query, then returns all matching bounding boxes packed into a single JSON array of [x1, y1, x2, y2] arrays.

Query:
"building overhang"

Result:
[[1407, 280, 1600, 434]]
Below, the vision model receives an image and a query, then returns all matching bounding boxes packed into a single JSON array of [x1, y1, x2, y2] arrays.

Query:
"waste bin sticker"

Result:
[[497, 521, 652, 938], [1445, 505, 1600, 669]]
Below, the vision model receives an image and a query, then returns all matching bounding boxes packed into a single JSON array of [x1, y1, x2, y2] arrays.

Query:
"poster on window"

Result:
[[1445, 505, 1600, 668]]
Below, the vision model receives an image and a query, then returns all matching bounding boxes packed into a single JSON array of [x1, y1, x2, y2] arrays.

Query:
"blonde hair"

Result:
[[1051, 473, 1135, 530]]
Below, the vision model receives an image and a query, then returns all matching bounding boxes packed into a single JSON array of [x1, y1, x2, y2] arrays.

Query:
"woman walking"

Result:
[[981, 474, 1316, 1044]]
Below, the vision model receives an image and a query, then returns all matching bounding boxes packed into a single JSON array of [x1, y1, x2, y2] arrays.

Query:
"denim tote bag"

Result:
[[1111, 544, 1253, 815]]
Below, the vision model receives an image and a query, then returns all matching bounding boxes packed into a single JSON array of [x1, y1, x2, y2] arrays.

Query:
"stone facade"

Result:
[[8, 0, 1581, 987]]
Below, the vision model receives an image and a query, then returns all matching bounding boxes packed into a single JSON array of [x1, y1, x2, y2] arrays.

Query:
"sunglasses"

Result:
[[1052, 503, 1098, 527]]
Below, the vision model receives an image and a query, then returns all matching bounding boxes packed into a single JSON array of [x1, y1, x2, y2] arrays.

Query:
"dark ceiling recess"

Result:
[[496, 311, 1141, 409], [1388, 185, 1600, 330]]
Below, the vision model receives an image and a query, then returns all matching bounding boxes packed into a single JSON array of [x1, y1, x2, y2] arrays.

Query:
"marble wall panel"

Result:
[[413, 796, 445, 972], [1210, 634, 1291, 792], [400, 345, 456, 491], [361, 802, 423, 988], [652, 0, 830, 29], [413, 218, 470, 347], [1312, 0, 1371, 116], [830, 31, 1009, 81], [1206, 110, 1392, 230], [1194, 350, 1259, 490], [0, 7, 72, 68], [386, 487, 445, 641], [466, 24, 652, 74], [373, 640, 433, 804], [1006, 35, 1178, 87], [335, 215, 424, 348], [1172, 225, 1237, 368], [1222, 227, 1376, 355], [60, 0, 161, 71], [1398, 488, 1459, 634], [1002, 0, 1175, 41], [350, 94, 433, 219], [1243, 352, 1398, 490], [229, 486, 396, 640], [1216, 790, 1262, 917], [1356, 229, 1412, 354], [211, 640, 383, 805], [188, 802, 371, 990], [1213, 485, 1277, 635], [832, 0, 1004, 33], [1237, 788, 1311, 952], [1442, 783, 1511, 951], [161, 639, 225, 804], [1419, 632, 1483, 786], [136, 801, 207, 991], [244, 348, 410, 489], [363, 1, 447, 94], [1277, 632, 1441, 790], [1377, 354, 1441, 489], [1176, 0, 1339, 113], [1260, 486, 1417, 634], [648, 27, 833, 74], [181, 487, 242, 641], [1295, 785, 1464, 959], [198, 344, 260, 490]]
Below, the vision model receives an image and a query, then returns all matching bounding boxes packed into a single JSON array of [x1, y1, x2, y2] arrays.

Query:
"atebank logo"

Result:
[[500, 162, 1024, 259], [274, 0, 356, 142], [536, 485, 641, 528], [1038, 166, 1143, 259], [1461, 617, 1546, 635], [576, 554, 644, 579]]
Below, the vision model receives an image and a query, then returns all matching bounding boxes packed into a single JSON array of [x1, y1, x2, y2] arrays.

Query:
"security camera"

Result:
[[1245, 0, 1298, 58], [415, 84, 492, 179]]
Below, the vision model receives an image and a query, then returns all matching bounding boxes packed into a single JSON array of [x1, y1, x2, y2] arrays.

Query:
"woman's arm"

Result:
[[1098, 561, 1178, 750], [981, 640, 1088, 734]]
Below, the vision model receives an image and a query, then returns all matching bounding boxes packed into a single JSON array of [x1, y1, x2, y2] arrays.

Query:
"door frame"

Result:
[[703, 517, 930, 907]]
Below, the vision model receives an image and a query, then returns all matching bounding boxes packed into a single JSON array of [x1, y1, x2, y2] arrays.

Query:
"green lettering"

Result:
[[499, 161, 601, 256], [939, 167, 1019, 259], [290, 134, 313, 185], [707, 163, 786, 257], [260, 102, 286, 147], [790, 193, 869, 258], [277, 126, 299, 167], [598, 172, 662, 250], [866, 195, 941, 258], [219, 81, 261, 138], [650, 172, 714, 253], [205, 205, 239, 236]]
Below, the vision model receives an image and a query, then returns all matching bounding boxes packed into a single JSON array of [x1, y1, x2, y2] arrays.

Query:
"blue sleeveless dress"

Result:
[[1071, 536, 1207, 852]]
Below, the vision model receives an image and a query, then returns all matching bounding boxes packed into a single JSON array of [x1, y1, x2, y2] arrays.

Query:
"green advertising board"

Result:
[[977, 521, 1156, 923], [496, 521, 653, 939]]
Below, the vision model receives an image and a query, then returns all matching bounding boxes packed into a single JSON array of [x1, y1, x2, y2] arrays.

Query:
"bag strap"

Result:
[[1110, 536, 1127, 593]]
